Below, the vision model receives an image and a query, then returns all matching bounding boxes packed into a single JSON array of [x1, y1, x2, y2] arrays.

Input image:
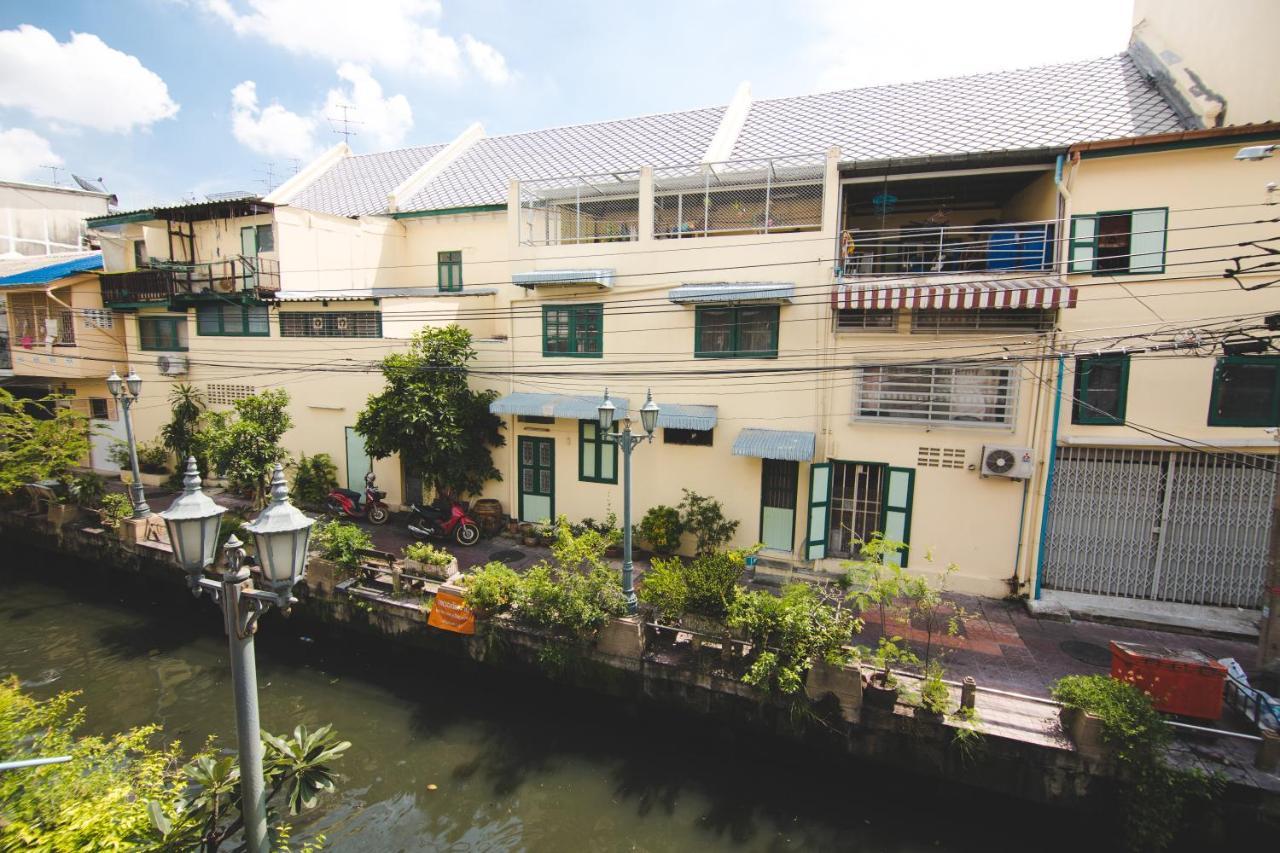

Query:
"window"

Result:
[[438, 251, 462, 292], [578, 420, 617, 483], [543, 304, 603, 357], [138, 316, 187, 351], [836, 308, 896, 331], [664, 427, 713, 446], [133, 240, 147, 269], [911, 309, 1056, 334], [6, 293, 74, 345], [517, 415, 555, 425], [89, 398, 109, 420], [1073, 355, 1129, 425], [694, 305, 779, 358], [855, 363, 1018, 427], [1069, 209, 1167, 274], [1208, 356, 1280, 427], [255, 224, 274, 253], [196, 302, 270, 336], [279, 311, 382, 338]]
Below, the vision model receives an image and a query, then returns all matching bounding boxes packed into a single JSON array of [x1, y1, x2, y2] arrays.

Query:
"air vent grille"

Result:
[[917, 447, 966, 469], [207, 383, 255, 406]]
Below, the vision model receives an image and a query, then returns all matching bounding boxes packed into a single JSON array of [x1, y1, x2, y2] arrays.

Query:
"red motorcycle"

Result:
[[407, 496, 481, 546], [326, 472, 390, 525]]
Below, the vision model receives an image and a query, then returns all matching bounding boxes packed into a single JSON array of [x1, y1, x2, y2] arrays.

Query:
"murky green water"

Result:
[[0, 556, 1082, 852]]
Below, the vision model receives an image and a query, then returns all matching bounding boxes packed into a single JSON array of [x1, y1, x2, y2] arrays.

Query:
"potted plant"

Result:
[[862, 636, 919, 711], [402, 541, 458, 581], [915, 663, 950, 723], [95, 492, 133, 535]]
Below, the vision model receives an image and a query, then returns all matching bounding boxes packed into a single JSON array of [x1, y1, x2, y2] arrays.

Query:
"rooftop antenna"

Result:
[[287, 158, 301, 176], [41, 165, 65, 186], [327, 104, 362, 145], [255, 161, 278, 191]]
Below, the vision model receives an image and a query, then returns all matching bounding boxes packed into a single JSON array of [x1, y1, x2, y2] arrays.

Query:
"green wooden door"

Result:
[[345, 426, 370, 490], [760, 459, 798, 552], [518, 436, 555, 523]]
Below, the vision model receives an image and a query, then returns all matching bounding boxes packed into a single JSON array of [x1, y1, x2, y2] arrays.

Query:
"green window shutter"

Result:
[[804, 462, 831, 560], [1073, 355, 1129, 424], [246, 304, 270, 335], [579, 421, 597, 480], [1068, 215, 1097, 273], [196, 304, 220, 335], [881, 466, 915, 567], [1128, 208, 1167, 273]]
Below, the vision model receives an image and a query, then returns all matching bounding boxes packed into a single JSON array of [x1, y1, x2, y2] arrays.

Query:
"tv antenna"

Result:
[[255, 161, 278, 191], [328, 104, 362, 144], [41, 165, 65, 186]]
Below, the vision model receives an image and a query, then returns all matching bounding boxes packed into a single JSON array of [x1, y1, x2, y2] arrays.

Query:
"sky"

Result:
[[0, 0, 1134, 208]]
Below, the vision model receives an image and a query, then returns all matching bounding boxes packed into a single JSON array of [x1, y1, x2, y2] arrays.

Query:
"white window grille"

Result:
[[82, 308, 115, 330], [835, 308, 896, 331], [854, 363, 1018, 427], [653, 154, 824, 239], [519, 171, 641, 246], [279, 311, 382, 338], [206, 383, 255, 406]]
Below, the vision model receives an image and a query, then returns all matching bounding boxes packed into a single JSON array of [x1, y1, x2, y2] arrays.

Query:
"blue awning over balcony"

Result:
[[490, 392, 628, 420], [667, 282, 794, 304], [656, 403, 718, 430], [512, 269, 615, 289], [731, 428, 815, 462]]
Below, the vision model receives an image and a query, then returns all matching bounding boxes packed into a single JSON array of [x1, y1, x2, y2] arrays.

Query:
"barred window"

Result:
[[911, 309, 1055, 334], [82, 308, 115, 330], [6, 293, 75, 345], [836, 309, 896, 331], [279, 311, 382, 338], [854, 364, 1018, 427]]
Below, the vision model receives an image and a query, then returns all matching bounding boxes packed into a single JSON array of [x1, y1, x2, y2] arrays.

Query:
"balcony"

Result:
[[100, 256, 280, 306], [839, 221, 1056, 278]]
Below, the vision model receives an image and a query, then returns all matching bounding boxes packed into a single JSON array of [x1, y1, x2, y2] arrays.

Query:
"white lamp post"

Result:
[[598, 387, 659, 614], [106, 368, 150, 518]]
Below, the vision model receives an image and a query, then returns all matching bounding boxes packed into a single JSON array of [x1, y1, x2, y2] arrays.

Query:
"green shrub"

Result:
[[217, 512, 249, 552], [727, 584, 858, 694], [107, 439, 131, 471], [68, 472, 107, 508], [637, 559, 688, 621], [638, 505, 683, 555], [462, 562, 521, 614], [918, 663, 950, 715], [515, 562, 626, 639], [136, 440, 170, 475], [639, 549, 748, 621], [291, 453, 339, 508], [677, 489, 739, 554], [310, 519, 371, 570], [97, 493, 133, 529], [403, 541, 453, 567]]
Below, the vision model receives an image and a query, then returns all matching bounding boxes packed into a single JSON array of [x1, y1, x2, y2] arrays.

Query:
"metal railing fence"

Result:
[[654, 154, 825, 239], [519, 171, 642, 246], [840, 221, 1057, 276]]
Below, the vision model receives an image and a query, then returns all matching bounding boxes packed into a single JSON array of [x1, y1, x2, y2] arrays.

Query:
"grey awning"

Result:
[[512, 269, 615, 289], [668, 282, 794, 304], [731, 428, 815, 462], [490, 392, 627, 420], [272, 287, 497, 302], [655, 403, 717, 431]]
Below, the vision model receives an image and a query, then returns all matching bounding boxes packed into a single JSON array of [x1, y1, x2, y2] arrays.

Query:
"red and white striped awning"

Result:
[[834, 276, 1077, 310]]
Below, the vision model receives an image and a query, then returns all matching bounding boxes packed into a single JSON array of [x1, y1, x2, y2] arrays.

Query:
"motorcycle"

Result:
[[407, 497, 481, 546], [326, 471, 390, 525]]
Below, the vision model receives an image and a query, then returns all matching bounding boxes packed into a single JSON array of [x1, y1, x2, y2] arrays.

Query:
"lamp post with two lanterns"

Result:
[[160, 458, 315, 853], [105, 368, 150, 518], [597, 387, 660, 615]]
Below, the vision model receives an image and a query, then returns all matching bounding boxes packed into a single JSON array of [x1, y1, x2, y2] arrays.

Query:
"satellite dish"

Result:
[[72, 174, 106, 193]]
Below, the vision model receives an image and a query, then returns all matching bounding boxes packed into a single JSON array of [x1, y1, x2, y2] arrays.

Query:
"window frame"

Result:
[[1208, 355, 1280, 427], [542, 304, 603, 358], [1073, 354, 1129, 425], [578, 420, 618, 484], [910, 308, 1056, 335], [663, 427, 714, 446], [835, 308, 896, 332], [195, 302, 271, 337], [137, 315, 188, 352], [279, 311, 382, 338], [854, 363, 1019, 428], [438, 250, 463, 292], [694, 304, 780, 359], [1069, 208, 1168, 276]]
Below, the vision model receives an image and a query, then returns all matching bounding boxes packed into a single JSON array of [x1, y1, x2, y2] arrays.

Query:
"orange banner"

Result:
[[427, 589, 475, 635]]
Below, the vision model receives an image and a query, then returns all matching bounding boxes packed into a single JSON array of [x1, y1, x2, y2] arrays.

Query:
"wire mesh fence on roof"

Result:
[[654, 153, 825, 240], [518, 170, 643, 246]]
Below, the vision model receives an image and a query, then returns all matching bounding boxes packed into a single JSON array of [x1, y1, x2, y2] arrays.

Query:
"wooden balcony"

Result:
[[99, 256, 281, 306]]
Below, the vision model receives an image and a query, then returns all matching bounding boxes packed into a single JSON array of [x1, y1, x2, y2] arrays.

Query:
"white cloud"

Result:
[[0, 127, 62, 181], [203, 0, 497, 81], [230, 80, 319, 160], [0, 25, 179, 132], [322, 64, 414, 149], [230, 65, 414, 158], [463, 35, 512, 85]]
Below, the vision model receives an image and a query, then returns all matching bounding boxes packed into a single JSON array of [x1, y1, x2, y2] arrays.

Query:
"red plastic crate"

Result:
[[1109, 641, 1227, 721]]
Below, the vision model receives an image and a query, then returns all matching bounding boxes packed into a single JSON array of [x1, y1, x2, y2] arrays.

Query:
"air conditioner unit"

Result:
[[980, 444, 1034, 480], [157, 354, 188, 376]]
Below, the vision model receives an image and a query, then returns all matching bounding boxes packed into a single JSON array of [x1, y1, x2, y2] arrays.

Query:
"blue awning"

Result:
[[490, 392, 628, 420], [731, 428, 815, 462], [656, 403, 717, 431], [0, 252, 102, 286], [512, 269, 615, 289], [667, 282, 794, 304]]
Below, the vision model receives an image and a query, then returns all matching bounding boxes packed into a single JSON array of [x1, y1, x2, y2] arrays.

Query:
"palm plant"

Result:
[[161, 383, 206, 473]]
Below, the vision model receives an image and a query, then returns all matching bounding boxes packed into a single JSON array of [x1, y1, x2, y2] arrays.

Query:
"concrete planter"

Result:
[[139, 471, 168, 488], [403, 555, 458, 581], [305, 556, 344, 597], [46, 503, 77, 527], [804, 659, 863, 722], [1059, 707, 1108, 761], [595, 615, 645, 662], [863, 674, 899, 712]]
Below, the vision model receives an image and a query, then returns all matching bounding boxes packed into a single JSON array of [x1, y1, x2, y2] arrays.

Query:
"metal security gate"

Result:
[[1042, 447, 1276, 608]]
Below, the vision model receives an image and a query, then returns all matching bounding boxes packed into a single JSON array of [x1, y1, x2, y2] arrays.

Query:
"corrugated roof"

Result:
[[731, 428, 816, 462], [490, 392, 629, 421], [732, 54, 1182, 163], [656, 403, 718, 431], [0, 251, 102, 286], [512, 269, 616, 289], [272, 287, 497, 302], [668, 283, 795, 304], [288, 144, 447, 217]]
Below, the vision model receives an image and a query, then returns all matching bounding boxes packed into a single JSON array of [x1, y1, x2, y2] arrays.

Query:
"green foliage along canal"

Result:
[[0, 560, 1089, 852]]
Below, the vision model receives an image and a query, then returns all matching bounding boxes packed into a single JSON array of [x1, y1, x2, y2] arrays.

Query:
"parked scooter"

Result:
[[326, 471, 390, 525], [407, 496, 481, 546]]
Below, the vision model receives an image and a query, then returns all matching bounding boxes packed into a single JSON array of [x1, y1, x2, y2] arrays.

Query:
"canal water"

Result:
[[0, 559, 1093, 852]]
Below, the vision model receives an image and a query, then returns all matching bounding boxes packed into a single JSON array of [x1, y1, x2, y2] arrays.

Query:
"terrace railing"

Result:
[[654, 154, 825, 239], [839, 221, 1057, 277], [519, 171, 642, 246], [100, 256, 281, 305]]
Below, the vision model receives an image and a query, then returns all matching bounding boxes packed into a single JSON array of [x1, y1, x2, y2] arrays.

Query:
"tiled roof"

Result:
[[0, 251, 102, 286], [288, 144, 447, 216], [286, 52, 1185, 218], [732, 54, 1183, 162]]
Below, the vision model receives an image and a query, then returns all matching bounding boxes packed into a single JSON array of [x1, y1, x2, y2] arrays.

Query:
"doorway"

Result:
[[345, 427, 370, 490], [760, 459, 798, 552], [518, 436, 555, 523]]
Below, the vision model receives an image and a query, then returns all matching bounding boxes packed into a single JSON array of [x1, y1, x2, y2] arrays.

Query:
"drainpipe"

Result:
[[1054, 153, 1076, 272], [1033, 355, 1066, 600]]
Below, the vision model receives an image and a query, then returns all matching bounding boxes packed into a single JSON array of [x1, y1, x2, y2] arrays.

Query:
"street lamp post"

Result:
[[160, 458, 315, 853], [106, 368, 150, 518], [598, 388, 659, 614]]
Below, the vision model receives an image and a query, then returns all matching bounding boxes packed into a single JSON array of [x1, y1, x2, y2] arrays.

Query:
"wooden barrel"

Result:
[[471, 498, 503, 535]]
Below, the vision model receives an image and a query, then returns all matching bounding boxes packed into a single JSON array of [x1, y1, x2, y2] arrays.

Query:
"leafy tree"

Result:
[[640, 548, 750, 620], [355, 325, 504, 499], [727, 584, 860, 694], [200, 390, 293, 506], [161, 383, 206, 475], [0, 390, 90, 495], [677, 489, 739, 554], [0, 676, 347, 851]]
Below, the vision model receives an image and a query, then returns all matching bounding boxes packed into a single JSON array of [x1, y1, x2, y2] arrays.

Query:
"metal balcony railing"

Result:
[[839, 221, 1057, 277], [100, 256, 281, 304], [654, 154, 825, 239]]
